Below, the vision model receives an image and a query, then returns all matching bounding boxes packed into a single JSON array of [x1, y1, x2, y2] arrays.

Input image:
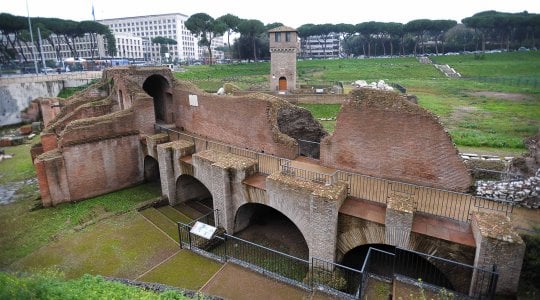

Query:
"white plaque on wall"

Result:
[[189, 94, 199, 106], [190, 221, 217, 239]]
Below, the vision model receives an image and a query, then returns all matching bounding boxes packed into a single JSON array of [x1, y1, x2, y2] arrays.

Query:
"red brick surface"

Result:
[[321, 89, 472, 191], [175, 90, 297, 159]]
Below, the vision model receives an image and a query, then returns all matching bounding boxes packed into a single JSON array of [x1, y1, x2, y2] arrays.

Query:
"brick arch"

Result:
[[233, 202, 313, 258], [142, 74, 173, 123], [175, 174, 212, 206], [336, 218, 385, 262]]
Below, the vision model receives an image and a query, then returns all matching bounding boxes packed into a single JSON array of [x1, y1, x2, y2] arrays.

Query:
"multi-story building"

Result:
[[114, 33, 143, 60], [300, 34, 341, 58], [98, 13, 223, 63]]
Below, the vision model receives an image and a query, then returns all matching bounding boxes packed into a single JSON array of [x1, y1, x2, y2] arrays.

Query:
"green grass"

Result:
[[297, 103, 341, 133], [140, 207, 180, 242], [0, 137, 38, 184], [0, 271, 191, 299], [176, 52, 540, 152], [138, 250, 222, 290], [0, 182, 161, 268], [10, 212, 178, 279]]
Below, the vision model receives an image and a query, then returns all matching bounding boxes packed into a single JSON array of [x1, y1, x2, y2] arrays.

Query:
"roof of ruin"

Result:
[[268, 25, 297, 33], [194, 150, 257, 170], [473, 212, 523, 244]]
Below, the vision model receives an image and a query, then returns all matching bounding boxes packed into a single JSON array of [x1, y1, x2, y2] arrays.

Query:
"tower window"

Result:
[[286, 32, 291, 42], [275, 32, 281, 42]]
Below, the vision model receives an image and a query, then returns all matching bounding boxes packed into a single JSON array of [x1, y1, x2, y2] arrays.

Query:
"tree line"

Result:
[[0, 13, 116, 65], [186, 10, 540, 63], [2, 10, 538, 65]]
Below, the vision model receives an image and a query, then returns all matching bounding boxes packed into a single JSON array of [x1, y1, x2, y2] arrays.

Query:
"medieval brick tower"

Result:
[[269, 26, 298, 93]]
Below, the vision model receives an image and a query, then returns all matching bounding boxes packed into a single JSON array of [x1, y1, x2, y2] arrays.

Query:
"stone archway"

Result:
[[341, 243, 454, 291], [142, 74, 172, 123], [234, 203, 309, 259], [143, 156, 160, 183], [175, 174, 213, 209]]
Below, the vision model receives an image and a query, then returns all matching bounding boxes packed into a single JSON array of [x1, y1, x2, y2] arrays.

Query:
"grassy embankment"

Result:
[[0, 271, 191, 299], [175, 51, 540, 155]]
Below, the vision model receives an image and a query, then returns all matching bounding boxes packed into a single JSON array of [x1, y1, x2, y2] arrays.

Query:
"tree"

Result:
[[405, 19, 432, 55], [297, 24, 316, 58], [237, 19, 265, 61], [216, 14, 241, 50], [152, 37, 177, 62], [430, 20, 457, 54], [185, 13, 226, 65]]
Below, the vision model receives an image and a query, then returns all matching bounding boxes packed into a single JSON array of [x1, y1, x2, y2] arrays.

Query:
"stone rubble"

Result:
[[476, 169, 540, 208], [352, 79, 394, 91]]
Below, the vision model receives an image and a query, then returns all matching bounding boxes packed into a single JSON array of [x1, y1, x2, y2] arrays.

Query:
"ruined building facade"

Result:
[[31, 67, 524, 296]]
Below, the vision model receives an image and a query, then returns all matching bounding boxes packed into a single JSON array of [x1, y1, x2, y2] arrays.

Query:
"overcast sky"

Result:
[[2, 0, 539, 28]]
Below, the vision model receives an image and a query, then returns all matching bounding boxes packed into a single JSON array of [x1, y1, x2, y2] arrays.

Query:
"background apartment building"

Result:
[[300, 35, 341, 58], [99, 13, 224, 63]]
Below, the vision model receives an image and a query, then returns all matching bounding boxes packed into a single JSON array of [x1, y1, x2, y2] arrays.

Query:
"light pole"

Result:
[[26, 0, 39, 75]]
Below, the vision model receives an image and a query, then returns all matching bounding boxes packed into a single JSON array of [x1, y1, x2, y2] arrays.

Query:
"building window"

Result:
[[275, 32, 281, 42], [286, 32, 291, 42]]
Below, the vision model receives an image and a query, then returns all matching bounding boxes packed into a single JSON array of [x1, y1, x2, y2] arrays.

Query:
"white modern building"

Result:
[[98, 13, 224, 63], [114, 33, 143, 60], [300, 35, 341, 58]]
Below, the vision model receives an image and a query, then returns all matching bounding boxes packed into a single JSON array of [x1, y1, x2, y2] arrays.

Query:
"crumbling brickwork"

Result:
[[320, 89, 472, 192]]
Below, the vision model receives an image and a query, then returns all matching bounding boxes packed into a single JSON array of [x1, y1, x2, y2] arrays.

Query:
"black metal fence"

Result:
[[361, 247, 498, 299], [177, 220, 499, 299]]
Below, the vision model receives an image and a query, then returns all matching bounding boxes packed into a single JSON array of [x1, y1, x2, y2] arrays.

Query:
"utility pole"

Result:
[[38, 27, 47, 74], [26, 0, 39, 75]]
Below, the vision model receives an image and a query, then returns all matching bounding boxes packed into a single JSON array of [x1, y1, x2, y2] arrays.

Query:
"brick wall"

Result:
[[174, 90, 298, 159], [62, 135, 144, 201], [321, 89, 472, 192]]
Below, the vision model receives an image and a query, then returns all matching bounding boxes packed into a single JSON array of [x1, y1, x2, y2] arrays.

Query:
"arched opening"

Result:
[[143, 156, 160, 183], [143, 74, 170, 123], [234, 203, 308, 259], [175, 175, 213, 215], [341, 244, 453, 291], [278, 76, 287, 91]]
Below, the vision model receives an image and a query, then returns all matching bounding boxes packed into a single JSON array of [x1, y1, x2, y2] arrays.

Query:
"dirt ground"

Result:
[[470, 91, 530, 101], [200, 263, 311, 300]]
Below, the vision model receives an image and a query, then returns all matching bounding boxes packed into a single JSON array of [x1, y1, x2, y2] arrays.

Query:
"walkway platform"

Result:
[[340, 197, 476, 247], [242, 173, 267, 190]]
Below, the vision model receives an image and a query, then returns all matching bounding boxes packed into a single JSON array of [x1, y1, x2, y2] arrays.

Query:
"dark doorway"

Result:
[[341, 244, 454, 290], [175, 175, 213, 212], [278, 76, 287, 91], [143, 156, 160, 183], [234, 203, 308, 259], [143, 75, 170, 122]]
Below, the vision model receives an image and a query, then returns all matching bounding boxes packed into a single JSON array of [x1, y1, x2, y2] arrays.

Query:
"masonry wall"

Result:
[[62, 135, 144, 201], [270, 51, 297, 92], [174, 88, 298, 159], [321, 89, 472, 192]]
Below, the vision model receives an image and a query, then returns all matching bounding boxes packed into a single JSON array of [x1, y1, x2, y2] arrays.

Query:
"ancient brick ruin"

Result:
[[31, 66, 524, 296]]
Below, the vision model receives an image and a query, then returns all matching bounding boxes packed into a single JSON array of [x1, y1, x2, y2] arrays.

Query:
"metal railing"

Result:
[[155, 125, 513, 223], [0, 71, 102, 85], [281, 161, 337, 185], [361, 247, 498, 299], [178, 220, 498, 299]]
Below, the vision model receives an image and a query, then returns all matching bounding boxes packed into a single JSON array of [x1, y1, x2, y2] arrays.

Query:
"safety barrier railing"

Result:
[[155, 125, 513, 223]]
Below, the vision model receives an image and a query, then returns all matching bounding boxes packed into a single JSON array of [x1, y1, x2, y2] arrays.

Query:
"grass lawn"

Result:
[[0, 182, 161, 268], [0, 137, 38, 184], [176, 52, 540, 153], [138, 250, 222, 290], [9, 212, 178, 279]]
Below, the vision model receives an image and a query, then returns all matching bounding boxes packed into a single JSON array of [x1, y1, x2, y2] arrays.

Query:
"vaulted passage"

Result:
[[342, 244, 454, 290], [143, 156, 160, 183], [175, 175, 213, 210], [143, 74, 171, 123], [234, 203, 308, 259]]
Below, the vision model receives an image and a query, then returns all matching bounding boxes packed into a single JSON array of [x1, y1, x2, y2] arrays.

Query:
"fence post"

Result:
[[488, 265, 498, 300], [177, 223, 183, 249], [310, 257, 314, 291]]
